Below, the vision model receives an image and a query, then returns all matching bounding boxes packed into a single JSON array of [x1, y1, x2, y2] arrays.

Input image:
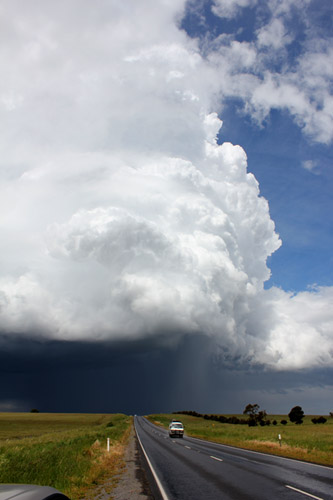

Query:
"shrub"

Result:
[[281, 420, 287, 425], [228, 416, 240, 425], [312, 416, 327, 424]]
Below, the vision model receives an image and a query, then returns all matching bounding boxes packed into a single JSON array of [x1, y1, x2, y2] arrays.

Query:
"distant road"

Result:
[[134, 416, 333, 500]]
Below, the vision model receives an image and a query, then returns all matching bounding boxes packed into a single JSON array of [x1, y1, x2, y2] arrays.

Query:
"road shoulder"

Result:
[[111, 423, 154, 500]]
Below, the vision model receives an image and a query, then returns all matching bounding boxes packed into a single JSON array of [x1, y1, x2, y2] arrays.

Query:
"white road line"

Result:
[[135, 420, 170, 500], [285, 485, 324, 500], [210, 455, 223, 462]]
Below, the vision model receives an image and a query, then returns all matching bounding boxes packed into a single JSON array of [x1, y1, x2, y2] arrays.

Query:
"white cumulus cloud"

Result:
[[212, 0, 258, 19], [0, 0, 332, 370]]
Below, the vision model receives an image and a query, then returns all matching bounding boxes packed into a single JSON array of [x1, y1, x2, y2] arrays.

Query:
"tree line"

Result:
[[174, 404, 329, 426]]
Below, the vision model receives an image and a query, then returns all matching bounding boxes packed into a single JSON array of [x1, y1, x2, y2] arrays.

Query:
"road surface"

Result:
[[134, 416, 332, 500]]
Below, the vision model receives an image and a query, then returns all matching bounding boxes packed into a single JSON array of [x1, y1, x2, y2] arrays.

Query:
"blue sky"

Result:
[[222, 101, 333, 291], [182, 0, 333, 292]]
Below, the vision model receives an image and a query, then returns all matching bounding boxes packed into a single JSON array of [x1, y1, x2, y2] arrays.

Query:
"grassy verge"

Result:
[[147, 413, 333, 467], [0, 412, 132, 499]]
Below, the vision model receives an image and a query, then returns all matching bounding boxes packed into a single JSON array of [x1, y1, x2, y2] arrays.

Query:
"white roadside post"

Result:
[[107, 438, 110, 452], [278, 434, 282, 447]]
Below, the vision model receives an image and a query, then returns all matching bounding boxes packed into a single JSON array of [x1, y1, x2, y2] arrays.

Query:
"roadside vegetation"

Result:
[[148, 412, 333, 466], [0, 412, 132, 499]]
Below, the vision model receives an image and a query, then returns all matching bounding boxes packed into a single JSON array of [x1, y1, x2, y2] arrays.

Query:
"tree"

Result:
[[288, 406, 304, 424], [243, 403, 260, 417], [243, 404, 267, 426], [243, 403, 260, 426], [30, 408, 39, 413]]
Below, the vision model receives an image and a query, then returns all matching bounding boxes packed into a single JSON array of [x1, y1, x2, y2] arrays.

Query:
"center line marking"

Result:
[[185, 446, 191, 449], [285, 485, 323, 500], [210, 455, 223, 462]]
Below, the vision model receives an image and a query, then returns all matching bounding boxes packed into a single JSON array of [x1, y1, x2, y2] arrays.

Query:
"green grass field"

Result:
[[148, 413, 333, 466], [0, 412, 132, 499]]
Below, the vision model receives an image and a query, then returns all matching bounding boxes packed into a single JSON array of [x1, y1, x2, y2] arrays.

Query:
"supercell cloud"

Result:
[[0, 0, 333, 372]]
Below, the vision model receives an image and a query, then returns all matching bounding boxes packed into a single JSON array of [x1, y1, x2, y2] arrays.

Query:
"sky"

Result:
[[0, 0, 332, 416]]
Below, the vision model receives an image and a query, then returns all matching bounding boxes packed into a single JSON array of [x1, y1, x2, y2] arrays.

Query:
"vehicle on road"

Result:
[[0, 484, 70, 500], [169, 420, 184, 438]]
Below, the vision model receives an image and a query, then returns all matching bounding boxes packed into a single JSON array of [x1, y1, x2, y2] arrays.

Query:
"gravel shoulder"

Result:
[[82, 422, 155, 500], [111, 423, 154, 500], [110, 427, 154, 500]]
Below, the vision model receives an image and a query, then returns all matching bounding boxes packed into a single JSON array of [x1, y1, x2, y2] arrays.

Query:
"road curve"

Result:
[[134, 416, 333, 500]]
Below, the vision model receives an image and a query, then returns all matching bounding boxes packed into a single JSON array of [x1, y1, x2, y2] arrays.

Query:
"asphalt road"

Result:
[[134, 416, 333, 500]]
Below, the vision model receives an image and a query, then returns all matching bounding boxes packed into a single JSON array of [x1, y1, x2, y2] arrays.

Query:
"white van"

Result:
[[169, 420, 184, 438]]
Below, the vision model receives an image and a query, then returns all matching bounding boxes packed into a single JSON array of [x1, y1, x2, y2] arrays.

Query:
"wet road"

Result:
[[135, 416, 333, 500]]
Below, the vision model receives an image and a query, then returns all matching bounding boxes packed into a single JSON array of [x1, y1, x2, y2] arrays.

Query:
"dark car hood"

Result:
[[0, 485, 69, 500]]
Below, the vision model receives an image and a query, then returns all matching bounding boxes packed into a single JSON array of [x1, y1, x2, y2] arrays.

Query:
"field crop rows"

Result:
[[148, 413, 333, 466], [0, 412, 132, 499]]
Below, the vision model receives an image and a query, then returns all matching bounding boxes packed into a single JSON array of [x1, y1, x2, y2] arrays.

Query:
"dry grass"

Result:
[[73, 424, 132, 500]]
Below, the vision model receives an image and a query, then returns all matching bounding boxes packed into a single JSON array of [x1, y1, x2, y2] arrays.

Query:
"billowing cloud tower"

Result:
[[0, 0, 332, 376]]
